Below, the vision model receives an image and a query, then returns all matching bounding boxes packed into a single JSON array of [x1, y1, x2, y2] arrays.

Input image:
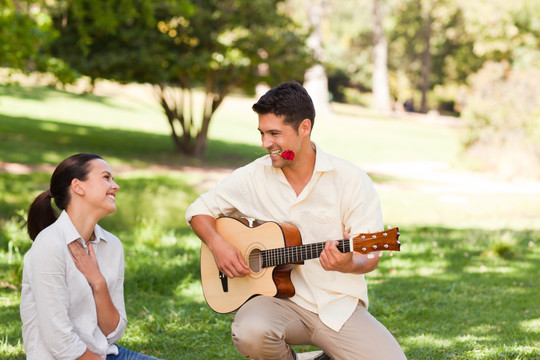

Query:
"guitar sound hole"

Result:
[[248, 248, 263, 273]]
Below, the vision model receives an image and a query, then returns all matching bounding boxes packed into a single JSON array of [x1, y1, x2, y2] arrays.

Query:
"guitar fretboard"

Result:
[[262, 239, 350, 268]]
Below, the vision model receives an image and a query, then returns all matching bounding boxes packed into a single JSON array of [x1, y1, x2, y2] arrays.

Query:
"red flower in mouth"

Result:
[[259, 150, 296, 161], [280, 150, 295, 161]]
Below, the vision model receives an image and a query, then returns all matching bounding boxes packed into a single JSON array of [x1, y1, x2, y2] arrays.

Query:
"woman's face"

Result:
[[79, 159, 120, 216]]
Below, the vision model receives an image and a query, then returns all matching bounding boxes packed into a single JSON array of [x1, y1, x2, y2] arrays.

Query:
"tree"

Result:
[[387, 0, 479, 113], [461, 61, 540, 179], [372, 0, 391, 113], [288, 0, 374, 102], [49, 0, 313, 157], [458, 1, 540, 179], [0, 0, 54, 73], [303, 0, 331, 114]]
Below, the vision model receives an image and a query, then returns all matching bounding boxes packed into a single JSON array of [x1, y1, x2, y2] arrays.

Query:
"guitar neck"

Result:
[[260, 227, 400, 268], [262, 239, 350, 268]]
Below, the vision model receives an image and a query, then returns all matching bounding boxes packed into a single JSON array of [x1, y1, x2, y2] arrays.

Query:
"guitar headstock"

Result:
[[351, 227, 401, 254]]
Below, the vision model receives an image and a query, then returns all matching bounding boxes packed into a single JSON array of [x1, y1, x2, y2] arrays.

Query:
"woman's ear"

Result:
[[70, 178, 85, 196]]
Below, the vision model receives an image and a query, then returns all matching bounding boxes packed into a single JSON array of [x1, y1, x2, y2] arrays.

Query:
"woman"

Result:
[[20, 153, 161, 360]]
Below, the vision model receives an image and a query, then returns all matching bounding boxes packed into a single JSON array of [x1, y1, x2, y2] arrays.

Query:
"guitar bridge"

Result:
[[219, 271, 228, 292]]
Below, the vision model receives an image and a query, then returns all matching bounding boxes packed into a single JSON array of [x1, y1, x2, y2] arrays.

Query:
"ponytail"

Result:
[[26, 153, 103, 241], [27, 190, 58, 241]]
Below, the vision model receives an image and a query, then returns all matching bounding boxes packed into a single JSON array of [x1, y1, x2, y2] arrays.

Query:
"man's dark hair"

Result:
[[252, 81, 315, 131]]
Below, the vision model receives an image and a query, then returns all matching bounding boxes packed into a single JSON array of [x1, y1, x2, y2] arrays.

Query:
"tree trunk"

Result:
[[192, 74, 231, 157], [154, 84, 195, 155], [154, 75, 232, 158], [303, 0, 331, 115], [372, 0, 391, 113], [420, 7, 432, 114]]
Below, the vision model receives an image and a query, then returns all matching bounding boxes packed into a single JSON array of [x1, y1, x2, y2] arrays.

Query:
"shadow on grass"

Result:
[[370, 226, 540, 359], [0, 83, 111, 104], [0, 113, 261, 169], [1, 226, 539, 359]]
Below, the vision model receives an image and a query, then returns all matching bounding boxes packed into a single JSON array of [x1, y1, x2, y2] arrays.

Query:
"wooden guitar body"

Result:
[[200, 216, 400, 314], [200, 217, 302, 313]]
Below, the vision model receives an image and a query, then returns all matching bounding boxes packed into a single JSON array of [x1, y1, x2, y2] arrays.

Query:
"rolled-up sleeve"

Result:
[[185, 165, 253, 224], [185, 195, 217, 223], [343, 168, 383, 236]]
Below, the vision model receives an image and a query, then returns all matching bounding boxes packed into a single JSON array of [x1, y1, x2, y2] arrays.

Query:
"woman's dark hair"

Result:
[[27, 153, 103, 241], [252, 81, 316, 131]]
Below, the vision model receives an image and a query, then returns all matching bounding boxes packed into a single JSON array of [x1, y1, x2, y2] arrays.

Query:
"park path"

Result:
[[2, 78, 540, 195], [3, 159, 540, 196], [363, 160, 540, 195]]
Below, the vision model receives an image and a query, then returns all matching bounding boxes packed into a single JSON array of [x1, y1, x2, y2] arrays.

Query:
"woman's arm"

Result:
[[77, 349, 103, 360], [25, 236, 89, 358], [68, 241, 120, 335]]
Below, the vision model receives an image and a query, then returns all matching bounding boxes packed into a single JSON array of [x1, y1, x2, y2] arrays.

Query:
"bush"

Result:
[[461, 61, 540, 180]]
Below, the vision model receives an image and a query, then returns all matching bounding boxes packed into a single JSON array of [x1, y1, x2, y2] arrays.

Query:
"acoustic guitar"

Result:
[[200, 216, 401, 313]]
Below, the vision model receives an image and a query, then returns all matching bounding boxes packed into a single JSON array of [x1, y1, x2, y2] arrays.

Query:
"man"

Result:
[[185, 81, 406, 360]]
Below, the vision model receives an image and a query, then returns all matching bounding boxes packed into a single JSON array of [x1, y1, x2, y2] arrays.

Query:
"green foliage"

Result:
[[488, 231, 518, 260], [385, 0, 482, 109], [47, 0, 314, 157], [293, 0, 540, 117], [371, 226, 540, 360], [0, 1, 55, 72], [461, 61, 540, 180], [48, 0, 183, 84], [2, 84, 540, 359]]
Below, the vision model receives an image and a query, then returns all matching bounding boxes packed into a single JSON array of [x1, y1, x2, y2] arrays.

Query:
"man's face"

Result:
[[258, 113, 302, 168]]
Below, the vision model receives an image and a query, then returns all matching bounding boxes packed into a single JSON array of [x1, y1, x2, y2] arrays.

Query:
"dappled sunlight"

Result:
[[38, 122, 60, 132], [463, 264, 515, 274], [2, 85, 540, 359], [0, 83, 169, 134], [520, 318, 540, 335], [415, 266, 445, 277], [403, 332, 466, 352], [41, 151, 67, 164], [174, 280, 205, 303], [376, 257, 450, 278], [400, 314, 538, 359]]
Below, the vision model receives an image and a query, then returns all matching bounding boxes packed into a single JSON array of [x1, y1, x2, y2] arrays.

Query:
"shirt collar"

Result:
[[58, 210, 107, 245], [92, 225, 107, 244], [312, 143, 335, 173]]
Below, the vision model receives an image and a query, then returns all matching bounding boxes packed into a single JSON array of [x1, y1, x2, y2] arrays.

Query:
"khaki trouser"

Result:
[[232, 296, 407, 360]]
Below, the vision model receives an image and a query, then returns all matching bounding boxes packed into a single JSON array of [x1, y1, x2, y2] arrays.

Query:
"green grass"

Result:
[[1, 83, 539, 359]]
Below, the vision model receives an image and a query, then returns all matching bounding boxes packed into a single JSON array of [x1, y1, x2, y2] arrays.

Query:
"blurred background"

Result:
[[1, 0, 540, 177], [1, 0, 539, 359]]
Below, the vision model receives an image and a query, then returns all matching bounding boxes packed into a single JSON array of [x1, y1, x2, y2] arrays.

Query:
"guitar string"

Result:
[[249, 239, 349, 268], [244, 231, 395, 268]]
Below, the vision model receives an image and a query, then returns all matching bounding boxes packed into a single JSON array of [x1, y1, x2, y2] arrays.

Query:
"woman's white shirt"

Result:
[[20, 210, 127, 360]]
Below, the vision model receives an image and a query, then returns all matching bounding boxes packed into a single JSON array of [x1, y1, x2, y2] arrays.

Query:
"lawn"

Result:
[[1, 82, 539, 359]]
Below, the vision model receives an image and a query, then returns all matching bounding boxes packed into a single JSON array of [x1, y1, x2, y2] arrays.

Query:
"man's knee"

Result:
[[231, 317, 269, 355]]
